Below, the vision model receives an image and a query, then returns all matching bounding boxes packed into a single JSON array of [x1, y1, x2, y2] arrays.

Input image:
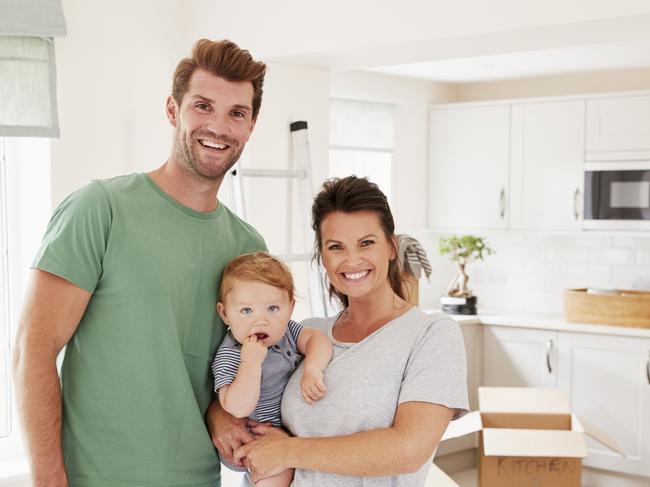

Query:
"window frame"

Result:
[[328, 97, 398, 202]]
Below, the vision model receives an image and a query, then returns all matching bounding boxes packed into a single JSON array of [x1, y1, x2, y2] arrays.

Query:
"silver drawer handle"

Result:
[[546, 340, 553, 374], [647, 351, 650, 385], [573, 187, 580, 221], [499, 188, 506, 219]]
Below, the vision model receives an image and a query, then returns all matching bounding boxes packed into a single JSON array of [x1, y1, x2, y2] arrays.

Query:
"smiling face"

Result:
[[217, 279, 294, 348], [167, 69, 256, 181], [320, 210, 397, 303]]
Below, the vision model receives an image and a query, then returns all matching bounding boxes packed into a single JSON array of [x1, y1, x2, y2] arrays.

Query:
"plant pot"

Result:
[[440, 295, 477, 315]]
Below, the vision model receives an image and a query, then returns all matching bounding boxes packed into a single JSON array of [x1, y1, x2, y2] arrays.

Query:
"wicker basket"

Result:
[[564, 288, 650, 328]]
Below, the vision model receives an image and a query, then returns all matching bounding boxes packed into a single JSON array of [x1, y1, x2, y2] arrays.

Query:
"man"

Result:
[[13, 39, 266, 487]]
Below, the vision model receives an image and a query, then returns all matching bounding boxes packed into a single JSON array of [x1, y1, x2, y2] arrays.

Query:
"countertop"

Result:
[[424, 309, 650, 338]]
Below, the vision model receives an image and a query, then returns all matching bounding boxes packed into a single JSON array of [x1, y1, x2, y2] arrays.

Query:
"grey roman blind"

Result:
[[0, 0, 67, 137]]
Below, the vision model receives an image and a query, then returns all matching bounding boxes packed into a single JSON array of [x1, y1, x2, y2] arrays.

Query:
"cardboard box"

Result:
[[430, 387, 624, 487]]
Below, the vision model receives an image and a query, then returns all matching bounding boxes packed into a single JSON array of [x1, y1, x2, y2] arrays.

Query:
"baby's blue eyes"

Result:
[[239, 306, 280, 314]]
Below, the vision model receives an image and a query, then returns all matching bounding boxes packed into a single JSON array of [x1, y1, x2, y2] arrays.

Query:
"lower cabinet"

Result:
[[557, 332, 650, 477], [482, 325, 558, 387], [436, 322, 482, 456], [445, 323, 650, 478]]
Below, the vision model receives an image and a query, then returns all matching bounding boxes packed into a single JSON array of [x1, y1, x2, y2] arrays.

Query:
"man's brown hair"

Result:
[[172, 39, 266, 119]]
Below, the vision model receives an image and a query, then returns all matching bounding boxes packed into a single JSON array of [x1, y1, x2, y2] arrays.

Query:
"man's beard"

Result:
[[176, 128, 244, 181]]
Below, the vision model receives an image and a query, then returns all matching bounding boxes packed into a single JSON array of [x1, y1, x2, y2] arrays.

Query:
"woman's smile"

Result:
[[341, 269, 371, 282]]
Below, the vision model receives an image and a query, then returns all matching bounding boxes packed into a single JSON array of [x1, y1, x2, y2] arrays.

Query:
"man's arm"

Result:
[[205, 400, 254, 467], [12, 270, 92, 487]]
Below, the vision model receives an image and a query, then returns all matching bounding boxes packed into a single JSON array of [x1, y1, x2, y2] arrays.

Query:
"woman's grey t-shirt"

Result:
[[281, 308, 469, 487]]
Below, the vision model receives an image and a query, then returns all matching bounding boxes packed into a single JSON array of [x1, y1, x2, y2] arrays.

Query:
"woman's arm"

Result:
[[236, 401, 453, 481]]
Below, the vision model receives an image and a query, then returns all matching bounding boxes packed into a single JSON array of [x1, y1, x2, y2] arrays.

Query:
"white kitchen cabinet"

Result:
[[557, 331, 650, 477], [428, 105, 510, 230], [482, 325, 558, 387], [509, 100, 585, 230], [436, 322, 482, 456], [586, 94, 650, 161]]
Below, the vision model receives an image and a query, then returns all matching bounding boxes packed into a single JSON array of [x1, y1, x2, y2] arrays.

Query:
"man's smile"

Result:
[[198, 139, 229, 150]]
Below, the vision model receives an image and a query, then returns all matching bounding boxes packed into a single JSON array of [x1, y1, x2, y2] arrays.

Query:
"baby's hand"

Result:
[[301, 367, 327, 405], [240, 335, 268, 365]]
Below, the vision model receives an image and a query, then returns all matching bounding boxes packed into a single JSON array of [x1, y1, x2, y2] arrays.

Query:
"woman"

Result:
[[214, 176, 468, 486]]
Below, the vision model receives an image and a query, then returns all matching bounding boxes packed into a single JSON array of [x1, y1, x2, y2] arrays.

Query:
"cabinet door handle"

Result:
[[546, 340, 553, 374], [499, 188, 506, 219], [573, 187, 580, 221], [647, 351, 650, 385]]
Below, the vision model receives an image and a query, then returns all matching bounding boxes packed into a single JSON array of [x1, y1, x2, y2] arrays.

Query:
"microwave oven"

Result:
[[584, 162, 650, 230]]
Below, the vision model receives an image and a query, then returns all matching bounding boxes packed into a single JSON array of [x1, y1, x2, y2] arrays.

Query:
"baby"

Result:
[[211, 252, 333, 486]]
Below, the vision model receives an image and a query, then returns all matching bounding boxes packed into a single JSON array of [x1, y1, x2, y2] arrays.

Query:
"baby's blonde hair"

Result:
[[219, 252, 295, 303]]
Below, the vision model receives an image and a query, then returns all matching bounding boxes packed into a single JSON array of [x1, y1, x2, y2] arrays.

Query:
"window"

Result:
[[0, 139, 8, 439], [0, 137, 51, 469], [329, 98, 397, 202]]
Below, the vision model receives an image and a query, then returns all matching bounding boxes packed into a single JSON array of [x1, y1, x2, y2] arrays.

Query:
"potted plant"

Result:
[[438, 235, 494, 315]]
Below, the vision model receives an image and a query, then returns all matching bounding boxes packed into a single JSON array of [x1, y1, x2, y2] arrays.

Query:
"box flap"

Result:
[[574, 415, 626, 457], [481, 412, 571, 430], [441, 410, 482, 441], [483, 428, 587, 458], [479, 387, 570, 414], [424, 463, 459, 487]]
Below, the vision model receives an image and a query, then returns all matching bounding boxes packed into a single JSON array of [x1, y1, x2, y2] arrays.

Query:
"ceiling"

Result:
[[368, 39, 650, 83]]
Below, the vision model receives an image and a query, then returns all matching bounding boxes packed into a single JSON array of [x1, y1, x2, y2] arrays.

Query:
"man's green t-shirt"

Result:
[[33, 173, 265, 487]]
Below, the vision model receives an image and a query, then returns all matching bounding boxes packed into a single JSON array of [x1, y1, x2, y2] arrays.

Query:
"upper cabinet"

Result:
[[429, 91, 650, 231], [586, 94, 650, 161], [428, 99, 585, 231], [509, 100, 585, 230], [428, 105, 510, 230]]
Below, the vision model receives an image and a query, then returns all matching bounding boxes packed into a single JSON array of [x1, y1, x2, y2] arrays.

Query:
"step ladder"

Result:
[[229, 121, 329, 318]]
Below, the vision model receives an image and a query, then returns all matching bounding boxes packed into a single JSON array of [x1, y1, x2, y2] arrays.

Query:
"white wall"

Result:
[[234, 62, 330, 321], [456, 66, 650, 101], [187, 1, 650, 69], [415, 229, 650, 315], [51, 0, 189, 205], [330, 71, 456, 230]]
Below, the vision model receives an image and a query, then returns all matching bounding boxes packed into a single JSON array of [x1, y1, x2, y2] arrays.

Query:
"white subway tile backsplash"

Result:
[[496, 245, 546, 262], [418, 229, 650, 314], [611, 236, 650, 248], [590, 248, 636, 265], [524, 261, 565, 278], [611, 265, 650, 289], [566, 264, 611, 286], [636, 249, 650, 265], [546, 247, 589, 263], [572, 235, 612, 247]]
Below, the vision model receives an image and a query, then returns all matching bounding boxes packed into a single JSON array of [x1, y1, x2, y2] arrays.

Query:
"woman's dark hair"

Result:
[[311, 176, 405, 308]]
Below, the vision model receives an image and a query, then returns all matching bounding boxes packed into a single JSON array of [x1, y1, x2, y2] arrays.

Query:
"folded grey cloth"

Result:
[[396, 234, 432, 281]]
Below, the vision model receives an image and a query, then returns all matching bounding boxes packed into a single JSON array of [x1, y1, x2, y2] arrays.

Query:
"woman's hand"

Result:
[[235, 423, 292, 482], [205, 401, 253, 467]]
